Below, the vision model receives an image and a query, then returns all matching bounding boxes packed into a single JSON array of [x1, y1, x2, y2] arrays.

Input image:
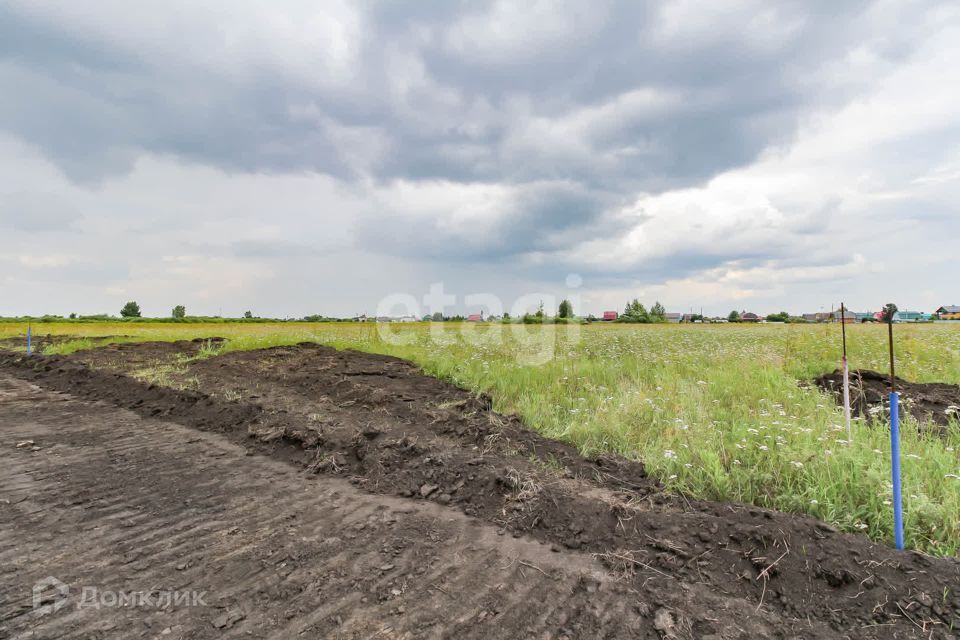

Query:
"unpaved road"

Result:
[[0, 375, 641, 639], [2, 343, 960, 639]]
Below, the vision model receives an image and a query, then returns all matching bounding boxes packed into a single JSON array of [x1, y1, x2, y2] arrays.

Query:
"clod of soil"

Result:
[[815, 368, 960, 429], [3, 343, 960, 637]]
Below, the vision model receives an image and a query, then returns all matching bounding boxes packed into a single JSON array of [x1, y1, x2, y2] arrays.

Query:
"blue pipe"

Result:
[[27, 325, 32, 355], [890, 391, 904, 550]]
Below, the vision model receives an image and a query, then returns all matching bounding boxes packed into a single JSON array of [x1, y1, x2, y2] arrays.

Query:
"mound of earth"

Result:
[[2, 343, 959, 638], [815, 368, 960, 428], [68, 337, 226, 371]]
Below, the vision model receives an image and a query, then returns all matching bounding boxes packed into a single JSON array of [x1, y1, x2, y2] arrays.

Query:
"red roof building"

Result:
[[467, 313, 483, 322], [602, 311, 618, 321]]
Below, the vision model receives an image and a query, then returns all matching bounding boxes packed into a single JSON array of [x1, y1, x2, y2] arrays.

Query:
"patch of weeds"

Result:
[[131, 363, 198, 391], [43, 339, 96, 355], [504, 468, 543, 503], [435, 399, 470, 411], [195, 339, 225, 359], [528, 453, 566, 477]]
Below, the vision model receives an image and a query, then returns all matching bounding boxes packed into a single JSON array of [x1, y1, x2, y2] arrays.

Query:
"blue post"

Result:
[[890, 391, 904, 550], [27, 325, 32, 355]]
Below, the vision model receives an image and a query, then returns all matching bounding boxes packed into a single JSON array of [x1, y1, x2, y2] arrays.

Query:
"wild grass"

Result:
[[3, 321, 959, 554]]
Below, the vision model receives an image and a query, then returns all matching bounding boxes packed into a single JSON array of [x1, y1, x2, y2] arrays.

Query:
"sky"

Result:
[[2, 0, 959, 318]]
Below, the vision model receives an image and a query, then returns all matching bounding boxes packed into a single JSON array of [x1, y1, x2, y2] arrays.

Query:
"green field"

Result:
[[4, 321, 959, 554]]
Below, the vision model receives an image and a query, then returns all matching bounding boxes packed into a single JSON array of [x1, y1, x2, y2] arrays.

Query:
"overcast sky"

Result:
[[2, 1, 959, 318]]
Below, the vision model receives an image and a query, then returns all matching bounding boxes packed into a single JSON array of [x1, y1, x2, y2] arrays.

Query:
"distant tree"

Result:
[[431, 312, 444, 322], [502, 312, 511, 320], [68, 313, 76, 319], [120, 301, 142, 318], [620, 299, 649, 323], [727, 310, 741, 323], [535, 300, 545, 319], [650, 301, 666, 322], [243, 310, 253, 319], [558, 299, 574, 319], [172, 305, 186, 319], [766, 311, 789, 323], [882, 303, 898, 323]]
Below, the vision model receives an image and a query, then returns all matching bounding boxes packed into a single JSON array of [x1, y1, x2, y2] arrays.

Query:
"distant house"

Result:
[[894, 311, 932, 323], [741, 312, 762, 322], [602, 311, 618, 322], [829, 310, 857, 323], [467, 313, 483, 322], [664, 313, 682, 323], [936, 305, 960, 320]]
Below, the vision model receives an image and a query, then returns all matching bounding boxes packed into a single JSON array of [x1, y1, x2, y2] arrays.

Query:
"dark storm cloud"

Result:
[[0, 0, 955, 296], [355, 180, 628, 260], [0, 0, 900, 187]]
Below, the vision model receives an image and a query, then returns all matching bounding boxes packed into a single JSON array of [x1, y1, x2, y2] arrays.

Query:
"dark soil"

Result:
[[68, 337, 225, 372], [2, 342, 960, 638], [815, 368, 960, 429]]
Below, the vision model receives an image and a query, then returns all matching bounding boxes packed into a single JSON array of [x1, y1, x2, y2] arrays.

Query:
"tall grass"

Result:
[[3, 321, 959, 554]]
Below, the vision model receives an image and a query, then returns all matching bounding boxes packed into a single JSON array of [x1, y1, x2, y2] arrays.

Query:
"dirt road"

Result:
[[0, 374, 649, 639], [2, 343, 959, 638]]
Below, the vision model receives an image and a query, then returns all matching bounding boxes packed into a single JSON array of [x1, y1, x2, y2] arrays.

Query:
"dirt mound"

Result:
[[2, 345, 960, 637], [68, 337, 225, 371], [815, 368, 960, 429]]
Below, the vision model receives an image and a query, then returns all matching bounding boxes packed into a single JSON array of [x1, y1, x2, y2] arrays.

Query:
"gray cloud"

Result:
[[0, 1, 911, 189], [0, 1, 958, 316]]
